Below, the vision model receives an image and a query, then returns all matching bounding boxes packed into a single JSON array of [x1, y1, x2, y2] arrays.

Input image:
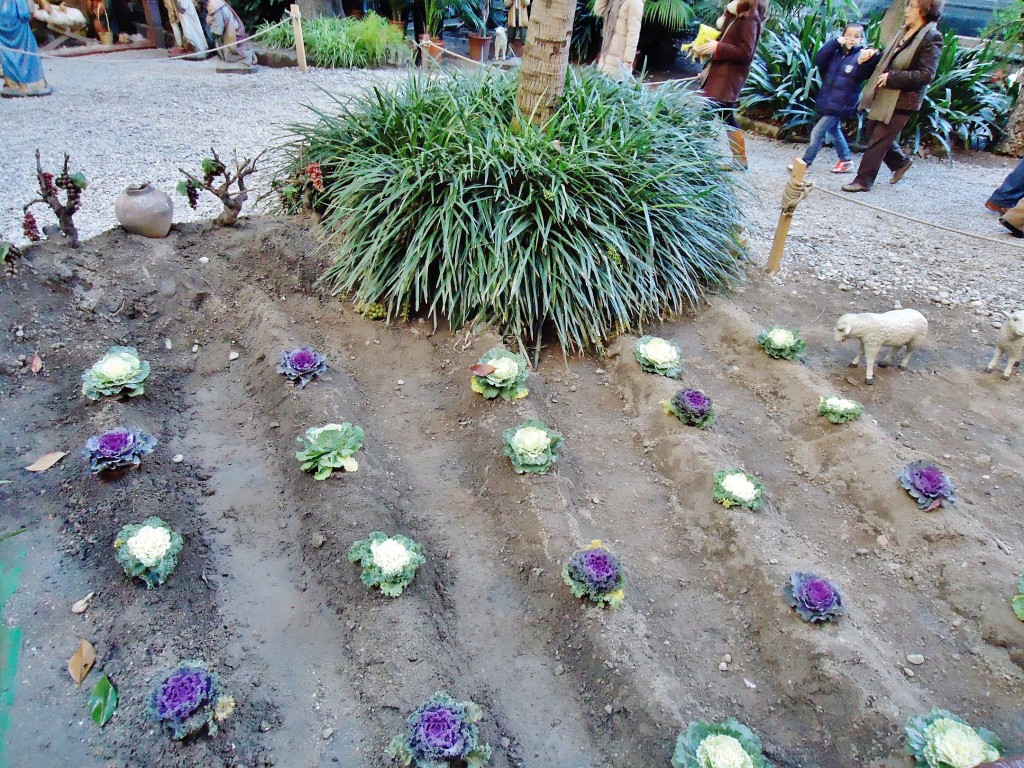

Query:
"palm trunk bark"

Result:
[[996, 95, 1024, 156], [514, 0, 574, 125]]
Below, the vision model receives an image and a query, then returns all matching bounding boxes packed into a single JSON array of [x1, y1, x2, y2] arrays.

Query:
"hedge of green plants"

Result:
[[257, 13, 412, 69]]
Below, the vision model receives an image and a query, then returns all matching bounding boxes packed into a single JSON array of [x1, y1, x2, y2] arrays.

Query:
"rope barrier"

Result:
[[0, 16, 289, 64]]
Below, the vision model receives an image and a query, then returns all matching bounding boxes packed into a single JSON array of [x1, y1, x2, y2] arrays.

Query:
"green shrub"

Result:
[[741, 4, 1017, 153], [257, 13, 412, 68], [280, 70, 746, 353]]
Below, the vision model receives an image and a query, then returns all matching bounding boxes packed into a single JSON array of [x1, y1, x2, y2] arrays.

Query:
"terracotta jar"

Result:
[[115, 183, 173, 238]]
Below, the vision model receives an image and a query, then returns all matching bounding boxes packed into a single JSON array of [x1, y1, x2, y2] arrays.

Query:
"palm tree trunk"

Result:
[[997, 95, 1024, 156], [514, 0, 575, 124]]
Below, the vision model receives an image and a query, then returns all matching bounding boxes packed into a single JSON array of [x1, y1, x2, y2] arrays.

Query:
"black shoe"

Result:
[[999, 217, 1024, 238], [890, 159, 913, 184]]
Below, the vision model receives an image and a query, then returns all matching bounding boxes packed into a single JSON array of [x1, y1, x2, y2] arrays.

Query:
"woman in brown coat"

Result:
[[841, 0, 943, 192], [693, 0, 768, 169]]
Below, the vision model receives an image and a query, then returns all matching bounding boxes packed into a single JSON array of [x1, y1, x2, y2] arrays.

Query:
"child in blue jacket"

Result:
[[796, 23, 878, 173]]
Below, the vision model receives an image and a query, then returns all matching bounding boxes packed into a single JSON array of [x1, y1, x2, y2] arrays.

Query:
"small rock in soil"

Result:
[[229, 351, 240, 361], [172, 454, 184, 463], [321, 728, 333, 740], [199, 256, 210, 264], [906, 653, 925, 665]]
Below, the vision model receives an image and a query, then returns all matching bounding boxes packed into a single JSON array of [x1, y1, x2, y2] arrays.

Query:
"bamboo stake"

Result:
[[290, 4, 307, 73], [767, 158, 806, 274]]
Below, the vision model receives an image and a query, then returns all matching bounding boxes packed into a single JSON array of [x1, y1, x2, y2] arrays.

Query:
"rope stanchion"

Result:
[[0, 16, 289, 64], [767, 158, 810, 273], [289, 4, 306, 73]]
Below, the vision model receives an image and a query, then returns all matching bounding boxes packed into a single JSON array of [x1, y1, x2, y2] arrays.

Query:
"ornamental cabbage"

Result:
[[82, 427, 157, 474], [905, 709, 1001, 768], [784, 571, 844, 623], [113, 517, 183, 588], [713, 469, 764, 512], [470, 347, 529, 400], [756, 326, 806, 361], [148, 661, 235, 740], [277, 346, 328, 388], [562, 540, 626, 608], [672, 718, 768, 768], [816, 395, 864, 424], [634, 335, 682, 377], [81, 346, 150, 400], [348, 531, 426, 597], [1013, 575, 1024, 622], [502, 420, 562, 474], [387, 691, 492, 767], [295, 422, 364, 480], [899, 460, 956, 511], [662, 388, 715, 429]]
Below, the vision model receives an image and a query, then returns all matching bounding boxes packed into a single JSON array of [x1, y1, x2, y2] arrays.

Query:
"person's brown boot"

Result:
[[726, 130, 748, 170], [890, 158, 913, 184]]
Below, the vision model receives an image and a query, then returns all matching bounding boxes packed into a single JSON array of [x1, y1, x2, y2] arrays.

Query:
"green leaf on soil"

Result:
[[89, 676, 117, 726], [1013, 594, 1024, 622], [0, 528, 26, 543]]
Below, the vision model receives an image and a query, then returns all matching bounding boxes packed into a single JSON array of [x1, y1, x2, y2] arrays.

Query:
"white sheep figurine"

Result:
[[985, 310, 1024, 380], [834, 308, 928, 384]]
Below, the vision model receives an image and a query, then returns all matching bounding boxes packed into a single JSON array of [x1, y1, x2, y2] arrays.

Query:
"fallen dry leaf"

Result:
[[29, 354, 43, 374], [25, 451, 67, 472], [68, 638, 96, 684], [469, 363, 496, 377], [72, 592, 96, 614]]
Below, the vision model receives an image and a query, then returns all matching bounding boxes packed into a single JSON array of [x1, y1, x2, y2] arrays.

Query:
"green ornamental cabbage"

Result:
[[672, 718, 768, 768], [502, 420, 562, 475], [905, 709, 1001, 768], [81, 346, 151, 400], [756, 326, 806, 361], [470, 347, 529, 400], [295, 422, 364, 480], [348, 532, 425, 597], [816, 395, 864, 424]]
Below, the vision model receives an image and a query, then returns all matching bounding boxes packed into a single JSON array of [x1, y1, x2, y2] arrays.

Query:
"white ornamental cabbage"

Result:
[[96, 353, 135, 381], [641, 337, 679, 367], [722, 473, 758, 503], [825, 397, 858, 412], [488, 356, 519, 384], [696, 734, 754, 768], [126, 525, 173, 566], [512, 426, 551, 458], [370, 538, 413, 575], [767, 328, 796, 348], [923, 719, 1000, 768]]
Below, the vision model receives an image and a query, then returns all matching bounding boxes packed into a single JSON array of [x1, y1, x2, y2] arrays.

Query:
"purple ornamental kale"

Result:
[[152, 666, 213, 723], [569, 547, 623, 595], [784, 572, 843, 623], [899, 461, 956, 511], [277, 347, 327, 388], [82, 426, 157, 474], [408, 699, 471, 760], [676, 389, 712, 417]]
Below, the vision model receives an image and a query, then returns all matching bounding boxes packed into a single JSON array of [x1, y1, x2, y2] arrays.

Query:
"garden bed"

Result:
[[1, 216, 1022, 767]]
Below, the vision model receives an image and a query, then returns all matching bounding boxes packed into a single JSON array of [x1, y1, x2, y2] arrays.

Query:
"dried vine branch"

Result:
[[179, 148, 265, 227], [23, 150, 85, 248]]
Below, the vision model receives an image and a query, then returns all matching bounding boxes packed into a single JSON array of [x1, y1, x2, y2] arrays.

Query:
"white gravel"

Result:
[[3, 54, 1023, 318]]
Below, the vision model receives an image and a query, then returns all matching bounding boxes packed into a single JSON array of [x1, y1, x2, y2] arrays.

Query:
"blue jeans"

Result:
[[989, 157, 1024, 208], [802, 115, 851, 166]]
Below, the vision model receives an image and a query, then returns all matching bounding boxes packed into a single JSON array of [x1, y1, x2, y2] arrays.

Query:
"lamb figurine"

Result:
[[985, 310, 1024, 380], [834, 308, 928, 384], [493, 26, 508, 60]]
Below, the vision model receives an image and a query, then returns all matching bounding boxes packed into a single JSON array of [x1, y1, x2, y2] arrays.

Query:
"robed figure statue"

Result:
[[1, 0, 52, 97]]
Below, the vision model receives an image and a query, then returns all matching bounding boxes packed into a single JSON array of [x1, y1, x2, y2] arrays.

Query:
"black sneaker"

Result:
[[999, 217, 1024, 238]]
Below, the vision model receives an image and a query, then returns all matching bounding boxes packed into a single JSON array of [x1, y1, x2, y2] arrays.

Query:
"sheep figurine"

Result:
[[834, 308, 928, 384], [985, 310, 1024, 380], [493, 26, 508, 60]]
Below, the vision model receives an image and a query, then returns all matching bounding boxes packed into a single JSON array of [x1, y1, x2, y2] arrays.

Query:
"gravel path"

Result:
[[3, 55, 1022, 319]]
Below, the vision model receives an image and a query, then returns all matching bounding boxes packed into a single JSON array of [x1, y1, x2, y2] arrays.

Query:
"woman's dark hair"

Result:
[[915, 0, 943, 23]]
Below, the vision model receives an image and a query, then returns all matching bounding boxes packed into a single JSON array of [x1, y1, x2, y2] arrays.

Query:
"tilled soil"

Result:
[[1, 217, 1022, 768]]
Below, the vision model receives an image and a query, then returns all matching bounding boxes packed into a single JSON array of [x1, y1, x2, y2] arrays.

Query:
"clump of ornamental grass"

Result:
[[756, 326, 806, 361], [280, 69, 745, 354], [662, 388, 714, 429], [348, 532, 425, 597], [904, 709, 1001, 768], [672, 718, 769, 768], [470, 347, 529, 400], [295, 422, 364, 480], [81, 346, 150, 400], [113, 517, 183, 589], [149, 661, 236, 740], [634, 335, 682, 378], [502, 420, 562, 474], [899, 460, 956, 512], [816, 395, 863, 424], [784, 571, 844, 624], [388, 691, 492, 767], [713, 469, 764, 512], [278, 346, 328, 388], [83, 427, 157, 474], [257, 13, 411, 69], [562, 540, 625, 608]]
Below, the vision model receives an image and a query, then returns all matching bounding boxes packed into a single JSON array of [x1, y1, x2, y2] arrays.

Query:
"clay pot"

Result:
[[115, 183, 173, 238], [468, 33, 491, 62]]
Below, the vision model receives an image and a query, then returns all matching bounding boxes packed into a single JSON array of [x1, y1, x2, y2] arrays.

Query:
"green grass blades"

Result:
[[257, 13, 411, 68], [90, 675, 117, 727], [280, 69, 747, 354]]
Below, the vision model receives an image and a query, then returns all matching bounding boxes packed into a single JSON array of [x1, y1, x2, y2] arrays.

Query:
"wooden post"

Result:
[[290, 4, 307, 73], [766, 158, 806, 274]]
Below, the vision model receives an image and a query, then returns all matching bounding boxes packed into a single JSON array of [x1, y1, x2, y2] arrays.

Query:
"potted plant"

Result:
[[386, 0, 407, 31], [422, 0, 445, 60], [458, 0, 491, 61]]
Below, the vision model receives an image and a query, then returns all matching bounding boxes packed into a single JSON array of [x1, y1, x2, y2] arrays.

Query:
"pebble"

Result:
[[722, 654, 732, 663], [903, 667, 915, 678], [604, 704, 613, 714], [164, 338, 173, 350], [192, 344, 199, 353], [199, 257, 210, 264], [322, 728, 334, 740], [229, 351, 240, 361], [719, 661, 729, 671], [906, 653, 925, 665], [172, 453, 184, 463], [396, 379, 404, 385], [876, 535, 889, 546]]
